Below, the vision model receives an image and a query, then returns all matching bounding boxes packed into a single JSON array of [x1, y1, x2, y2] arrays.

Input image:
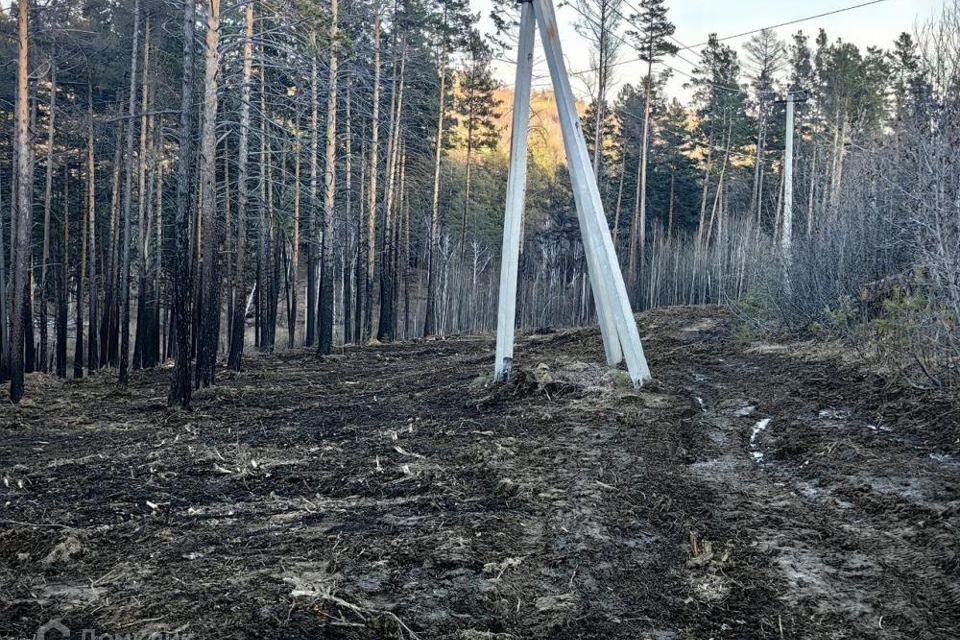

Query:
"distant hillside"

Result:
[[479, 88, 588, 168], [496, 88, 590, 166]]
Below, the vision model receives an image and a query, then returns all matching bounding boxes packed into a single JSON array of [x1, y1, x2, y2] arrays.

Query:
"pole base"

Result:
[[495, 357, 513, 382]]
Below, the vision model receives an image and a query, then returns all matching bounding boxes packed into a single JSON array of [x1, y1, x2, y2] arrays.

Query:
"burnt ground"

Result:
[[1, 306, 958, 640]]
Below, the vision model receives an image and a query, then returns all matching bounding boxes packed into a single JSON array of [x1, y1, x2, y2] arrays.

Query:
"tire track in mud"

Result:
[[462, 395, 691, 638], [1, 306, 957, 640], [673, 340, 960, 640]]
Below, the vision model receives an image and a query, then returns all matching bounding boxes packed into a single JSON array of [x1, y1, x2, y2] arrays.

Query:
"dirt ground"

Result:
[[1, 306, 958, 640]]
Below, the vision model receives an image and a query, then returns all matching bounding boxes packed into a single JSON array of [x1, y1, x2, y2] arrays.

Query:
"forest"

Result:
[[0, 0, 957, 403], [1, 0, 959, 638]]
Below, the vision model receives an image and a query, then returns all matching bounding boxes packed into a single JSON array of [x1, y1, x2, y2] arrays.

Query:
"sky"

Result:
[[471, 0, 945, 101]]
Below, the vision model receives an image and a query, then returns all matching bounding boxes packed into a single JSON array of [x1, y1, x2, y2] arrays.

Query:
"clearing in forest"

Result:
[[1, 307, 958, 639]]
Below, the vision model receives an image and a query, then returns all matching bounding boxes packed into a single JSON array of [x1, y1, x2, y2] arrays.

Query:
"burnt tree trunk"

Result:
[[318, 0, 339, 355], [38, 61, 56, 373], [196, 0, 222, 387], [168, 0, 196, 408], [306, 45, 319, 348], [118, 0, 142, 385], [55, 164, 68, 379], [9, 0, 31, 401], [423, 34, 448, 338], [228, 0, 254, 371], [86, 84, 100, 372]]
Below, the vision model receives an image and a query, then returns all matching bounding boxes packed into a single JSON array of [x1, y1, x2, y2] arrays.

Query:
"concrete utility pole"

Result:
[[783, 94, 795, 253], [494, 0, 535, 382], [494, 0, 652, 387], [779, 91, 807, 255]]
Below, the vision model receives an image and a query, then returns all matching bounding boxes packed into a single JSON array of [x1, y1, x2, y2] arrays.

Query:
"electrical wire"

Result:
[[562, 1, 746, 95], [689, 0, 894, 46], [562, 0, 895, 84]]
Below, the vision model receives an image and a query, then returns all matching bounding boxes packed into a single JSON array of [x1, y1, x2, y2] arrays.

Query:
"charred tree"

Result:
[[423, 19, 449, 338], [168, 0, 196, 408], [228, 0, 254, 371], [257, 48, 277, 353], [118, 0, 142, 386], [86, 85, 100, 373], [196, 0, 222, 388], [378, 40, 407, 343], [363, 13, 381, 343], [55, 165, 68, 379], [38, 61, 56, 373], [306, 42, 319, 348], [318, 0, 339, 355], [9, 0, 31, 401], [289, 118, 301, 349]]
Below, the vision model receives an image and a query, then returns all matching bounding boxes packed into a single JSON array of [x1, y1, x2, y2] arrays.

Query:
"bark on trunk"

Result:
[[86, 85, 100, 372], [168, 0, 195, 408], [118, 0, 142, 386], [318, 0, 339, 355], [289, 114, 301, 349], [9, 0, 30, 401], [377, 40, 407, 343], [363, 14, 381, 343], [196, 0, 222, 387], [612, 150, 626, 248], [666, 169, 675, 242], [228, 0, 254, 371], [39, 62, 56, 373], [257, 41, 276, 353], [74, 163, 86, 381], [101, 121, 123, 367], [0, 151, 6, 381], [55, 165, 68, 378], [306, 42, 319, 347], [342, 73, 354, 344], [631, 65, 654, 285], [423, 39, 448, 338], [134, 19, 153, 369]]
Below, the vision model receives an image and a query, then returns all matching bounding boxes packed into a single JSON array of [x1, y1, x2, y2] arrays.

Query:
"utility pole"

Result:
[[494, 0, 651, 387], [783, 94, 795, 253], [778, 90, 807, 254], [494, 0, 535, 382]]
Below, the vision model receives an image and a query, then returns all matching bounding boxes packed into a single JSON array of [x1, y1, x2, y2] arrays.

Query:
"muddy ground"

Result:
[[1, 306, 958, 639]]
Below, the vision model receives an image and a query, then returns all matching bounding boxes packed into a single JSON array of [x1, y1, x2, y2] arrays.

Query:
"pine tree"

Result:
[[744, 29, 786, 224], [9, 0, 31, 402], [454, 31, 501, 258], [574, 0, 625, 179], [169, 0, 196, 408], [788, 30, 818, 235], [228, 0, 255, 371], [628, 0, 678, 283], [196, 0, 222, 387], [423, 0, 472, 337], [889, 33, 922, 120], [686, 35, 750, 245], [318, 0, 340, 355]]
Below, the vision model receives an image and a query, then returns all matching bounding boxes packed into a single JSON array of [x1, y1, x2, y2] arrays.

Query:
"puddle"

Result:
[[929, 452, 957, 465], [818, 408, 852, 420], [750, 418, 771, 463]]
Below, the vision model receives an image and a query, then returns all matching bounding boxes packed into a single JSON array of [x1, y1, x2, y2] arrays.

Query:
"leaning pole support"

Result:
[[493, 0, 536, 383], [493, 0, 652, 387]]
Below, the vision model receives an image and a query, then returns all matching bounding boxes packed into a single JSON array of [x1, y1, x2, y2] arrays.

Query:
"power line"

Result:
[[546, 0, 896, 106], [688, 0, 894, 47], [617, 109, 758, 162], [562, 1, 745, 95], [566, 0, 895, 80], [616, 0, 701, 62]]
